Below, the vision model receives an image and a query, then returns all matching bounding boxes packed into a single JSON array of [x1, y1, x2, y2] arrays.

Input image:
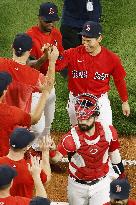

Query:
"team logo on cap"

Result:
[[49, 8, 54, 15], [86, 25, 91, 31], [116, 185, 122, 192]]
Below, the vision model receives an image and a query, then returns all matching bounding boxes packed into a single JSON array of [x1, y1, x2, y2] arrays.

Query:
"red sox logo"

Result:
[[116, 185, 122, 192], [49, 8, 54, 15], [86, 25, 91, 31]]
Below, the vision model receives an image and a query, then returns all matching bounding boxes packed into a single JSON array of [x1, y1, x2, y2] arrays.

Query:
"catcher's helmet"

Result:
[[74, 93, 100, 120]]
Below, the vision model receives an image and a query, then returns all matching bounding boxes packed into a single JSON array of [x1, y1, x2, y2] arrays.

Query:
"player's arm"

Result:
[[39, 136, 52, 186], [27, 44, 50, 70], [112, 55, 130, 117], [114, 79, 130, 117], [30, 76, 53, 125], [108, 126, 125, 177], [49, 134, 77, 163], [50, 150, 64, 163], [30, 46, 59, 124], [27, 54, 48, 70], [28, 156, 47, 198]]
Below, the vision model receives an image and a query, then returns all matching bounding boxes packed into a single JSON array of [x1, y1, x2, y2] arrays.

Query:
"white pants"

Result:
[[68, 175, 112, 205], [31, 87, 56, 147], [67, 92, 112, 126]]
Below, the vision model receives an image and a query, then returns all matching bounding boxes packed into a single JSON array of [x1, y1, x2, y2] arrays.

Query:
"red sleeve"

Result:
[[40, 170, 47, 184], [114, 78, 128, 102], [12, 106, 31, 128], [32, 73, 45, 93], [15, 196, 31, 205], [57, 134, 77, 156], [55, 49, 70, 72], [111, 55, 126, 81], [109, 126, 120, 152], [53, 29, 64, 54]]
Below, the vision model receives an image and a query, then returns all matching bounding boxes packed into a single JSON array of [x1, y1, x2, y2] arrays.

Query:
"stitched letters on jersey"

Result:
[[94, 72, 109, 80], [72, 70, 88, 78]]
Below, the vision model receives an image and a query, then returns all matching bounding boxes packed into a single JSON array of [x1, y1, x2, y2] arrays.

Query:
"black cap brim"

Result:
[[79, 31, 99, 38], [110, 193, 128, 200], [40, 15, 60, 22]]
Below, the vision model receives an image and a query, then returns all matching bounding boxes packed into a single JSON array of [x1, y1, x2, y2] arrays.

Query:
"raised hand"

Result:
[[28, 155, 42, 176]]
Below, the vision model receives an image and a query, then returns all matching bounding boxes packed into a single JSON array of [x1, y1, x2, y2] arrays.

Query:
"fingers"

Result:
[[41, 43, 51, 52], [123, 110, 130, 117], [39, 135, 52, 151]]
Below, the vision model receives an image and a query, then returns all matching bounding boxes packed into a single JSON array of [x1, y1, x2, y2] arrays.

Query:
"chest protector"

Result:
[[69, 123, 113, 180]]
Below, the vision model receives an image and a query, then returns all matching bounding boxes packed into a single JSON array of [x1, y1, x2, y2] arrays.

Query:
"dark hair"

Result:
[[0, 183, 11, 190], [0, 91, 4, 97]]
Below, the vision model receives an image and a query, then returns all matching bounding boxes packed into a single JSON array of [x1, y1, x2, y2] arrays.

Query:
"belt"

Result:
[[73, 175, 106, 186]]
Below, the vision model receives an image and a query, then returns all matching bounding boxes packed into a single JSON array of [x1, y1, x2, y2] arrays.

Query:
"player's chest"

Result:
[[78, 135, 109, 156], [10, 162, 33, 183], [70, 54, 112, 80]]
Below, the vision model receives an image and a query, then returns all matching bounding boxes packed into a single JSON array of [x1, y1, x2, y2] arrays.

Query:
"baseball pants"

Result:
[[67, 175, 112, 205], [67, 92, 112, 126], [31, 87, 56, 148]]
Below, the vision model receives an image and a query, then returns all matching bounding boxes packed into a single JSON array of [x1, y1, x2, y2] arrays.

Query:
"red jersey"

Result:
[[58, 122, 120, 180], [0, 103, 31, 157], [27, 26, 64, 75], [56, 45, 128, 101], [104, 199, 136, 205], [0, 57, 44, 112], [0, 196, 30, 205], [0, 156, 47, 198]]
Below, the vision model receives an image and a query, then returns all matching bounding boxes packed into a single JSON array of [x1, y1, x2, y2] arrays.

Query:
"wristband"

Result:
[[112, 160, 124, 175], [49, 150, 56, 158]]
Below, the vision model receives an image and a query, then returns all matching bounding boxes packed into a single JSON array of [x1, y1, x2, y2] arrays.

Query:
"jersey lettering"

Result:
[[72, 70, 88, 79], [94, 72, 109, 80]]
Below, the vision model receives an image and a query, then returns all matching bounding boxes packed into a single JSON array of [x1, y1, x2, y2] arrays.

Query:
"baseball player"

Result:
[[0, 127, 51, 198], [0, 33, 58, 113], [60, 0, 101, 78], [0, 157, 47, 204], [0, 70, 54, 157], [26, 2, 64, 142], [55, 21, 130, 126], [49, 93, 125, 205], [104, 178, 136, 205]]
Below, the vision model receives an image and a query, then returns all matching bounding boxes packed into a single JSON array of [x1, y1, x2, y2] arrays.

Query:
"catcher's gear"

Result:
[[74, 93, 100, 120]]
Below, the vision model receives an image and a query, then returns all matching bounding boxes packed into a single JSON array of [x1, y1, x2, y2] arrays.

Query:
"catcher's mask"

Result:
[[74, 93, 100, 121]]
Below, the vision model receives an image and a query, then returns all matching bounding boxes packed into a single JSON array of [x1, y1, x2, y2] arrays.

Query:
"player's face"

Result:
[[39, 17, 55, 32], [78, 116, 95, 131], [110, 199, 128, 205], [82, 36, 102, 54]]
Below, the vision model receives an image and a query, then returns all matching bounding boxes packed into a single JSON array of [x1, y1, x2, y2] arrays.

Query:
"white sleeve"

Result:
[[109, 149, 121, 164]]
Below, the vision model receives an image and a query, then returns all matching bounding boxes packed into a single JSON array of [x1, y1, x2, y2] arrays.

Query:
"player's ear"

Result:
[[97, 35, 103, 43]]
